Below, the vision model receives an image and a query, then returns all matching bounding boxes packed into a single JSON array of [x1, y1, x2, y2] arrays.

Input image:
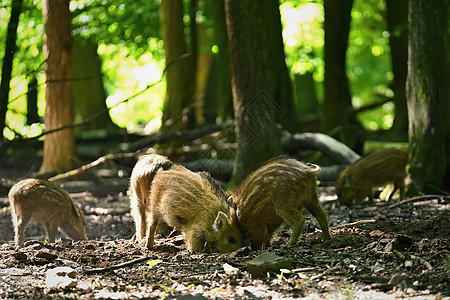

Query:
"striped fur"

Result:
[[335, 148, 408, 207], [129, 154, 173, 242], [230, 158, 331, 250], [9, 179, 87, 246], [129, 154, 242, 253]]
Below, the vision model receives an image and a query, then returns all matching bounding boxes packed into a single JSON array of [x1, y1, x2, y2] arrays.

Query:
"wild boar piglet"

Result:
[[129, 154, 173, 242], [9, 179, 87, 246], [129, 154, 242, 253], [230, 158, 332, 250], [335, 148, 408, 207]]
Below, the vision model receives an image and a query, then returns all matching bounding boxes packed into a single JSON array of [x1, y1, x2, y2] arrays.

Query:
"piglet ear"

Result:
[[226, 195, 233, 204], [213, 211, 228, 232]]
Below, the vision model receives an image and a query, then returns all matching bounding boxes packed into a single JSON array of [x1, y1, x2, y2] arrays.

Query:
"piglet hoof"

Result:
[[144, 240, 154, 250]]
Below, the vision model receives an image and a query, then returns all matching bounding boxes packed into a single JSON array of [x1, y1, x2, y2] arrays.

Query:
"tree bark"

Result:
[[386, 0, 408, 139], [160, 0, 196, 131], [0, 0, 23, 139], [322, 0, 364, 152], [225, 0, 283, 186], [40, 0, 77, 174], [406, 0, 449, 194]]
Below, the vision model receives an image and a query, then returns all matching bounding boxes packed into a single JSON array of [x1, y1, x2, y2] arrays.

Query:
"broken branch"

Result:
[[83, 256, 150, 275], [331, 220, 376, 230], [387, 195, 450, 209]]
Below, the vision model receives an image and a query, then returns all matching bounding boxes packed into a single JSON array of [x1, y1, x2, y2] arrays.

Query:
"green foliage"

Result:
[[1, 0, 46, 140], [281, 0, 394, 131], [348, 0, 393, 130], [71, 0, 163, 59], [281, 1, 324, 82], [1, 0, 166, 139], [1, 0, 398, 139]]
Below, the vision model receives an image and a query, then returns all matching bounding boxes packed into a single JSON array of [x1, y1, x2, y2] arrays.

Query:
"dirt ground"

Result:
[[0, 148, 449, 299]]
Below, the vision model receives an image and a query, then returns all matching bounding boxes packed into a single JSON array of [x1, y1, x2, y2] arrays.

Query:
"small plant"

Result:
[[145, 259, 162, 273]]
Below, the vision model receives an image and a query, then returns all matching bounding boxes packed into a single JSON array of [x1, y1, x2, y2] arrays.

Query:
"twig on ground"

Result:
[[387, 195, 450, 209], [83, 256, 150, 275], [331, 220, 376, 230], [392, 249, 405, 260]]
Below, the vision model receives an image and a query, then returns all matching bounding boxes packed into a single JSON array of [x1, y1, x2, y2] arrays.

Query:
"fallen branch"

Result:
[[49, 152, 138, 182], [282, 132, 360, 164], [127, 119, 233, 152], [47, 121, 234, 182], [331, 220, 376, 230], [351, 96, 392, 116], [387, 195, 450, 209], [83, 256, 150, 275]]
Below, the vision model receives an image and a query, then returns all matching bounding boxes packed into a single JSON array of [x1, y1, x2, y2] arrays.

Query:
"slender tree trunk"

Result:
[[40, 0, 77, 174], [386, 0, 408, 139], [322, 0, 364, 152], [160, 0, 196, 131], [0, 0, 23, 139], [225, 0, 282, 186], [72, 38, 116, 132], [263, 0, 296, 133], [193, 23, 213, 125], [26, 75, 40, 125], [293, 72, 320, 131], [203, 0, 233, 123], [406, 0, 449, 194]]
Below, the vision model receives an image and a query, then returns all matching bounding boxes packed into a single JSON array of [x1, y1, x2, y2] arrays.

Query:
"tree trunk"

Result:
[[386, 0, 408, 139], [193, 23, 213, 126], [406, 0, 449, 194], [160, 0, 196, 131], [203, 0, 233, 123], [0, 0, 23, 139], [40, 0, 77, 174], [263, 0, 296, 133], [293, 72, 320, 132], [225, 0, 283, 186], [26, 75, 40, 125], [72, 38, 116, 132], [322, 0, 364, 152]]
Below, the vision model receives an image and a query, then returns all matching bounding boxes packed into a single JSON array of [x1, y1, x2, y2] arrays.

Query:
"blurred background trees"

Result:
[[0, 0, 448, 193]]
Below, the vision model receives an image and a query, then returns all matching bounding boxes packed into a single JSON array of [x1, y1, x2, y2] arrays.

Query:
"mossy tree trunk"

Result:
[[406, 0, 449, 195], [40, 0, 77, 174], [225, 0, 283, 186]]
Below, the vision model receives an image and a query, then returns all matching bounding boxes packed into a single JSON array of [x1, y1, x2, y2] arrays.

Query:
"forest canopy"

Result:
[[1, 0, 394, 139]]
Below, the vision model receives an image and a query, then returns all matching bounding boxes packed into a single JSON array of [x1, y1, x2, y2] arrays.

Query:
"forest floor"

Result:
[[0, 144, 449, 299]]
